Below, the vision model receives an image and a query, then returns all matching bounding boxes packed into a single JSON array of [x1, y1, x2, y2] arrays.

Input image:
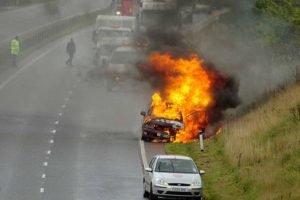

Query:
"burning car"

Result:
[[140, 103, 184, 142]]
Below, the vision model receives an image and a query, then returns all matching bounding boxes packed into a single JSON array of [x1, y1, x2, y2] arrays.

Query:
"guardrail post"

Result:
[[199, 129, 205, 151]]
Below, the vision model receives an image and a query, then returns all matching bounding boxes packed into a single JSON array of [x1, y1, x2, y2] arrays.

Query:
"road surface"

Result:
[[0, 26, 152, 200], [0, 0, 111, 42]]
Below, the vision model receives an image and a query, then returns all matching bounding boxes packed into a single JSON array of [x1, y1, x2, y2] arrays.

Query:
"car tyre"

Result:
[[143, 184, 149, 198], [149, 184, 157, 200]]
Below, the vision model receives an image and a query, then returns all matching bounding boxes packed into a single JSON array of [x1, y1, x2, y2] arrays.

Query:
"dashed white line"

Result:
[[40, 188, 45, 193], [49, 140, 54, 144], [58, 112, 63, 117], [51, 129, 56, 134], [54, 121, 59, 125], [44, 162, 48, 167], [65, 98, 70, 102], [47, 150, 51, 155], [42, 174, 46, 179], [62, 105, 66, 109]]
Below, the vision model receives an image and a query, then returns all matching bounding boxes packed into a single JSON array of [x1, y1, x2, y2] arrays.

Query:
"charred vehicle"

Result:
[[140, 105, 184, 142]]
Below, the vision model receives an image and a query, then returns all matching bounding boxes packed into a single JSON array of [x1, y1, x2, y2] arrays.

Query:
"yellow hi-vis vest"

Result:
[[10, 39, 20, 55]]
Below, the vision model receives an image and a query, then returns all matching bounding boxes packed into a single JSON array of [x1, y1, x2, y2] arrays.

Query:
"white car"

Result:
[[143, 155, 205, 200]]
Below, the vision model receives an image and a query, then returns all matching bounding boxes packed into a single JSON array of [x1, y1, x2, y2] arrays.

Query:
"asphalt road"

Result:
[[0, 0, 111, 42], [0, 26, 152, 200]]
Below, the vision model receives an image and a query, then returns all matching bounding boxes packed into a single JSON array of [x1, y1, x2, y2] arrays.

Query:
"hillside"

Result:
[[166, 83, 300, 200]]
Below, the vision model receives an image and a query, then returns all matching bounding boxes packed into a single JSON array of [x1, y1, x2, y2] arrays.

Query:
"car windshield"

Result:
[[155, 158, 198, 174]]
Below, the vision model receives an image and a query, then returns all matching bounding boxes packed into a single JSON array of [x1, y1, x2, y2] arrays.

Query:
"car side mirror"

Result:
[[140, 111, 146, 117], [145, 168, 152, 173], [199, 170, 205, 175]]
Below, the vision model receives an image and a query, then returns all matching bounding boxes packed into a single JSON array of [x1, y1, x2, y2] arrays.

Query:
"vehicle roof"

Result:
[[97, 27, 132, 32], [156, 155, 193, 160], [114, 46, 140, 52], [96, 15, 136, 21]]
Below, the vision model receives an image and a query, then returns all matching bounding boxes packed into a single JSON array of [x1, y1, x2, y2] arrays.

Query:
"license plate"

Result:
[[171, 187, 187, 192]]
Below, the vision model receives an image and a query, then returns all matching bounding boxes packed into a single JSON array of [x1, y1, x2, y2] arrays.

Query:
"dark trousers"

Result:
[[12, 54, 17, 66], [66, 53, 74, 66]]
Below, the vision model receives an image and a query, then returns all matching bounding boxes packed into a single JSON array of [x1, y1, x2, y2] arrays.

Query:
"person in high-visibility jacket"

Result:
[[10, 36, 20, 66]]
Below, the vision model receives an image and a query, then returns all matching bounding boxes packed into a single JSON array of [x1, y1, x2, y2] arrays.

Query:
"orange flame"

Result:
[[148, 52, 217, 142]]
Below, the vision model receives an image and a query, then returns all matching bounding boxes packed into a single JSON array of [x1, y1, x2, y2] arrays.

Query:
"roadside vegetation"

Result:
[[254, 0, 300, 47], [166, 83, 300, 200]]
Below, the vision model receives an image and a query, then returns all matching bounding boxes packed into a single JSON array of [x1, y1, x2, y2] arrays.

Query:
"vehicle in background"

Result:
[[122, 0, 133, 16], [92, 15, 137, 44], [143, 155, 205, 200], [138, 0, 177, 31], [105, 46, 145, 91], [138, 0, 210, 32], [92, 27, 133, 67], [92, 15, 137, 69], [140, 104, 184, 142], [95, 15, 137, 32]]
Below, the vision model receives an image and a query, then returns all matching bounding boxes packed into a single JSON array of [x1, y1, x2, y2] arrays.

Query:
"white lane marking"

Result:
[[43, 162, 48, 167], [58, 112, 63, 117], [65, 98, 70, 102], [40, 188, 45, 193], [51, 129, 56, 134], [139, 140, 149, 169], [42, 174, 46, 179], [0, 44, 59, 91], [47, 150, 51, 155], [54, 121, 59, 125], [49, 139, 54, 144], [62, 105, 66, 109]]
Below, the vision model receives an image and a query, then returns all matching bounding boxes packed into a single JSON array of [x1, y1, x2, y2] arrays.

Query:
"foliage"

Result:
[[255, 0, 300, 29]]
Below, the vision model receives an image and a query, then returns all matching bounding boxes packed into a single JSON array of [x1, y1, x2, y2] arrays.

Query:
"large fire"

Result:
[[147, 52, 225, 142]]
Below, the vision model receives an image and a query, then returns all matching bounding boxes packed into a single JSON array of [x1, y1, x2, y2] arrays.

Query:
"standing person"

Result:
[[66, 38, 76, 66], [10, 36, 20, 67]]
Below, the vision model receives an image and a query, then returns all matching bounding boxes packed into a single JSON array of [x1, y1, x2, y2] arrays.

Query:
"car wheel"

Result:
[[143, 182, 149, 198], [149, 184, 157, 200], [141, 135, 146, 141]]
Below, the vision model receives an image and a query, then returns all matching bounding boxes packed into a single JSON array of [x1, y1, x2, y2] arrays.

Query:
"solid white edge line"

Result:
[[139, 140, 148, 169], [0, 43, 59, 91]]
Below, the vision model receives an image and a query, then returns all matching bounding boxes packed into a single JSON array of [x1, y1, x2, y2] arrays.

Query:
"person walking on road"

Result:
[[10, 36, 20, 67], [66, 38, 76, 66]]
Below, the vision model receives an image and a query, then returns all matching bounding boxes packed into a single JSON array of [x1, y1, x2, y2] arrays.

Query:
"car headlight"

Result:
[[191, 180, 202, 187], [155, 178, 169, 187]]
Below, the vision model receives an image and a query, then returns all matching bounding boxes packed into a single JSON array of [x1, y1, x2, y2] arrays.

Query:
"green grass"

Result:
[[165, 84, 300, 200]]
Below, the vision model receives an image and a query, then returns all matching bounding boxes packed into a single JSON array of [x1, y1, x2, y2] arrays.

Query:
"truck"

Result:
[[138, 0, 209, 31], [92, 15, 137, 67]]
